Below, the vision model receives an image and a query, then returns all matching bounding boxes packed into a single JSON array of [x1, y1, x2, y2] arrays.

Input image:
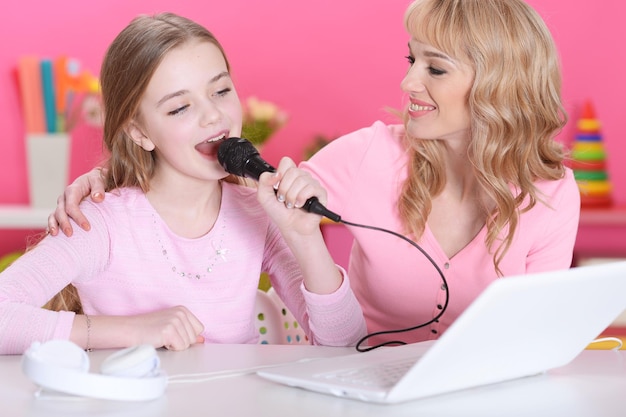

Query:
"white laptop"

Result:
[[258, 261, 626, 404]]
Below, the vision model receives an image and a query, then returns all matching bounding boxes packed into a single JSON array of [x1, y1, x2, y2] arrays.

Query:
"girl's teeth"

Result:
[[207, 134, 226, 143]]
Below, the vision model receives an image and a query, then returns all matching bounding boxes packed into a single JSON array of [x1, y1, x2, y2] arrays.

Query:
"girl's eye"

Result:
[[405, 55, 415, 65], [168, 104, 189, 116], [428, 66, 446, 76], [215, 87, 231, 97]]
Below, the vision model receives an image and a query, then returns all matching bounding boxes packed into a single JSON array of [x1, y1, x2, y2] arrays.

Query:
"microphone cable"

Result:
[[334, 218, 450, 353]]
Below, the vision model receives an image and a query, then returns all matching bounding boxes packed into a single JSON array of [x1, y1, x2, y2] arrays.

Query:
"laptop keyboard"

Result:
[[314, 357, 416, 389]]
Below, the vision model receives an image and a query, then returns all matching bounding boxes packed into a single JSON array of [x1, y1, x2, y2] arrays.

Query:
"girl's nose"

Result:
[[199, 100, 221, 126]]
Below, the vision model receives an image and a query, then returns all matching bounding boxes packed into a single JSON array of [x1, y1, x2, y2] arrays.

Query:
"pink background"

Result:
[[1, 0, 625, 256]]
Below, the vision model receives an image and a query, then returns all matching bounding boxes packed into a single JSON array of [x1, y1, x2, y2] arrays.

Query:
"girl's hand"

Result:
[[257, 157, 327, 236], [73, 306, 205, 352], [126, 306, 205, 351]]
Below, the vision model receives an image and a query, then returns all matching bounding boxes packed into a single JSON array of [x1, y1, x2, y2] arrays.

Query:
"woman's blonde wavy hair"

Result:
[[399, 0, 567, 275]]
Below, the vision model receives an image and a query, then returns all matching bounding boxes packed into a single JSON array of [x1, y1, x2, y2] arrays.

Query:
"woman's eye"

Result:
[[168, 104, 189, 116], [428, 66, 446, 76], [405, 55, 415, 65]]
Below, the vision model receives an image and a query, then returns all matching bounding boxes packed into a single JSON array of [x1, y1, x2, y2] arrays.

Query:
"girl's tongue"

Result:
[[195, 141, 218, 157]]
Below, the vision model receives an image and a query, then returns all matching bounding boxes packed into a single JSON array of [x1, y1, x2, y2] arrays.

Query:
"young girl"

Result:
[[0, 13, 366, 355]]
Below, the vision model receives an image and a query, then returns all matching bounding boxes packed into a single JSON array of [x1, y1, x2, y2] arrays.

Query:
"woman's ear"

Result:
[[126, 122, 156, 151]]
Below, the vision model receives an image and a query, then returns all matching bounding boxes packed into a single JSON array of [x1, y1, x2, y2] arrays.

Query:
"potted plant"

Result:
[[240, 96, 288, 150]]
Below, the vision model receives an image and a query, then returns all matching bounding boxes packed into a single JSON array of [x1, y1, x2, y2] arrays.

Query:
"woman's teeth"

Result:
[[409, 104, 435, 111]]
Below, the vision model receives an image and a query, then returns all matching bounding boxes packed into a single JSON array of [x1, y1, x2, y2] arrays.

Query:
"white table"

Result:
[[1, 343, 625, 417]]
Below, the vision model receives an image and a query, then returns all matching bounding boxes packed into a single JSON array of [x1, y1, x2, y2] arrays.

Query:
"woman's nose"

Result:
[[400, 66, 425, 94]]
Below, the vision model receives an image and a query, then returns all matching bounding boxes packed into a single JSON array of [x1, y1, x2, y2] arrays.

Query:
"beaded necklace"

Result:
[[152, 212, 229, 279]]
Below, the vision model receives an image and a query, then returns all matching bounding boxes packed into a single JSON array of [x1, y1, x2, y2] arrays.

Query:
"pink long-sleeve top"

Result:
[[0, 182, 366, 354], [300, 121, 581, 347]]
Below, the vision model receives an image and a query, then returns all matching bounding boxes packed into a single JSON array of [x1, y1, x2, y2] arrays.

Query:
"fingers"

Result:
[[273, 157, 326, 209], [159, 307, 204, 351], [88, 169, 107, 203], [183, 309, 205, 345], [58, 183, 92, 235], [50, 194, 74, 236], [51, 168, 107, 236], [47, 212, 62, 237]]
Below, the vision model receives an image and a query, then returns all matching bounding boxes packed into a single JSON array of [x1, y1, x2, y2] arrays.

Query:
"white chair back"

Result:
[[254, 288, 309, 345]]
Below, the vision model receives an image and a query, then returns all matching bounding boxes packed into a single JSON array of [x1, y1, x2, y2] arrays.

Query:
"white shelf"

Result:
[[0, 205, 50, 229]]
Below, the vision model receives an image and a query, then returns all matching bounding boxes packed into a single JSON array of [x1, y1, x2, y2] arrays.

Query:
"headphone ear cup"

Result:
[[25, 339, 90, 372], [22, 341, 167, 401], [100, 344, 160, 378]]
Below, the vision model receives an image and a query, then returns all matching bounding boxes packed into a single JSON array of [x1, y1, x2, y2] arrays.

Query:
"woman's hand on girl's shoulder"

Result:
[[48, 168, 107, 237]]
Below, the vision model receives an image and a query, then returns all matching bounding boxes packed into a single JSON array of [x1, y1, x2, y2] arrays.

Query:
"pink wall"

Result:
[[1, 0, 625, 255]]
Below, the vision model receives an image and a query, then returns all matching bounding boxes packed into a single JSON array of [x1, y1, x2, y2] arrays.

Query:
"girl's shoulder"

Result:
[[80, 186, 145, 209], [78, 187, 150, 224]]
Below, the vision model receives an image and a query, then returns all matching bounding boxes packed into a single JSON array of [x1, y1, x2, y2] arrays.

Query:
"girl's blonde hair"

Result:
[[399, 0, 567, 274]]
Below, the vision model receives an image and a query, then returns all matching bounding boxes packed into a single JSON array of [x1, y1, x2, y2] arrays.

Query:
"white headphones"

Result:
[[21, 340, 168, 401]]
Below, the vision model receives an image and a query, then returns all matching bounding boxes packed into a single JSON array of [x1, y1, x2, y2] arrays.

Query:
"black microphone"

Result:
[[217, 137, 341, 222]]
